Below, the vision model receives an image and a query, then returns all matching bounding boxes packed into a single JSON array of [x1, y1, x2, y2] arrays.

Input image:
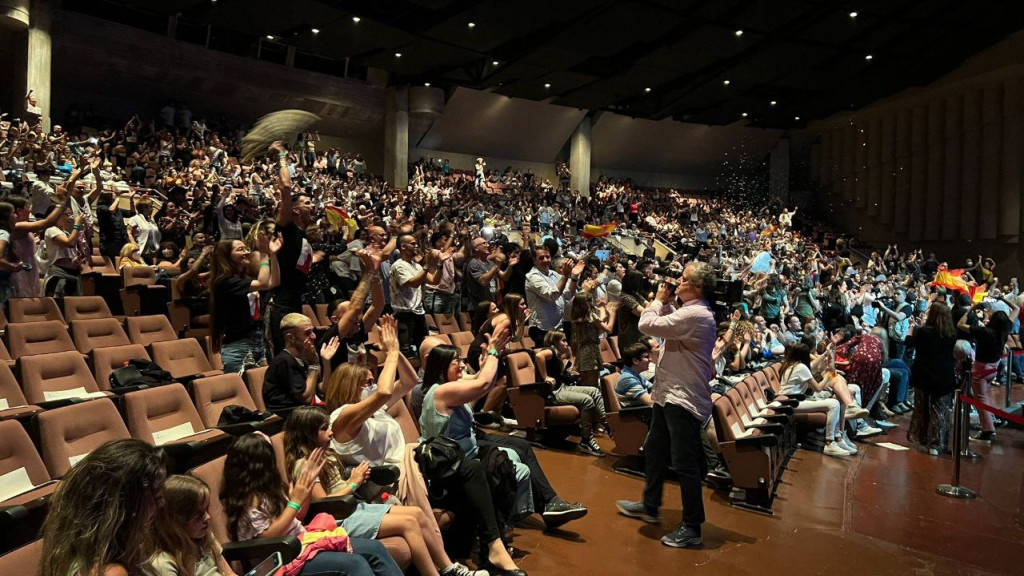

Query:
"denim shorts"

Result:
[[221, 332, 267, 374]]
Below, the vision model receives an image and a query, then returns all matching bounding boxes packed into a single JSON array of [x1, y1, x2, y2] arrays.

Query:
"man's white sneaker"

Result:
[[838, 434, 858, 454]]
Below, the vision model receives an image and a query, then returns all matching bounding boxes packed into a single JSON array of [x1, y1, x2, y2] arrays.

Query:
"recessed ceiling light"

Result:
[[492, 60, 499, 66], [723, 80, 731, 86], [741, 113, 748, 117], [311, 28, 319, 34], [735, 29, 743, 36], [849, 11, 858, 18], [395, 52, 402, 58], [795, 116, 801, 121], [352, 16, 361, 23], [424, 82, 431, 87], [644, 87, 651, 93], [468, 22, 476, 28], [770, 100, 777, 106], [265, 35, 274, 40], [865, 54, 873, 60], [544, 83, 551, 88]]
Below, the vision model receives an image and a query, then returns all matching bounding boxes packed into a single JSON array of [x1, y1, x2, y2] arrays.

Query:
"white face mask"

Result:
[[360, 383, 377, 400]]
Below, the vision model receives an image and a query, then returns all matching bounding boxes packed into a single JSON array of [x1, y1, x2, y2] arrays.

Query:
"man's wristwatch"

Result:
[[307, 364, 320, 373]]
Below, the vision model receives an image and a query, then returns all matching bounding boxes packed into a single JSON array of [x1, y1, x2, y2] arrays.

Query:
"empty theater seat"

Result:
[[150, 338, 222, 382], [0, 364, 41, 423], [62, 296, 115, 322], [0, 422, 58, 553], [506, 351, 579, 440], [70, 317, 131, 354], [125, 315, 178, 347], [191, 373, 281, 435], [122, 385, 231, 471], [36, 400, 130, 478], [7, 298, 65, 326], [6, 321, 78, 359], [18, 351, 115, 407]]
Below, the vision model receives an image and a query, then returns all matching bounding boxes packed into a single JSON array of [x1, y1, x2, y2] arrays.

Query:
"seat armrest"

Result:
[[619, 405, 653, 418], [745, 423, 786, 435], [221, 536, 301, 565], [216, 422, 262, 436], [735, 434, 779, 448], [760, 406, 793, 416], [307, 495, 358, 519], [514, 381, 553, 396], [758, 414, 792, 424]]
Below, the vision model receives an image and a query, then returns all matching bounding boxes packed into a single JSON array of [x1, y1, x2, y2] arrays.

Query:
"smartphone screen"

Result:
[[245, 552, 283, 576]]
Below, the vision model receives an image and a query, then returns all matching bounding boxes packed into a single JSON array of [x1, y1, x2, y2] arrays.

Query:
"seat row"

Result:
[[710, 363, 804, 514]]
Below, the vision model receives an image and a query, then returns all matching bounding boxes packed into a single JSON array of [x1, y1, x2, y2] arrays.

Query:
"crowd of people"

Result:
[[4, 94, 1019, 575]]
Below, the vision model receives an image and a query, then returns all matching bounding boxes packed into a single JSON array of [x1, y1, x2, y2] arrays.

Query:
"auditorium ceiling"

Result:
[[66, 0, 1024, 128]]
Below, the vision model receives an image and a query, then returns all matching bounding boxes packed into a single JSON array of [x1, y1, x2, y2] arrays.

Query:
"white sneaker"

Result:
[[845, 405, 869, 420], [824, 442, 852, 458], [838, 433, 858, 454], [857, 425, 884, 438]]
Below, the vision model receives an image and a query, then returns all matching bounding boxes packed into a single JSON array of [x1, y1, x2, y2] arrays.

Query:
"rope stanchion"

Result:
[[959, 395, 1024, 427], [936, 392, 977, 500]]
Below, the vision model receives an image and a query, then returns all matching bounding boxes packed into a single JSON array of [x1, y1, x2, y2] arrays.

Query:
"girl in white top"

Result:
[[779, 342, 858, 458]]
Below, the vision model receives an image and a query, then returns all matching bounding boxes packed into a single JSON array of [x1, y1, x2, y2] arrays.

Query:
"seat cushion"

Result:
[[545, 405, 581, 425]]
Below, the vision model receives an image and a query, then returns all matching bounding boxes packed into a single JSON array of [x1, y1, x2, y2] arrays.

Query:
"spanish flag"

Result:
[[324, 206, 358, 238], [582, 222, 617, 238], [931, 266, 988, 302]]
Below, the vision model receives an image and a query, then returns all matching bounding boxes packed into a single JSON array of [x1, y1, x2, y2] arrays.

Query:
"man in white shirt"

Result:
[[524, 246, 581, 342], [390, 234, 450, 358]]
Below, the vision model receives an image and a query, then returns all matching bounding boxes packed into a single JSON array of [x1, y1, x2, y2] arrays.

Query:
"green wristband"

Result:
[[347, 482, 359, 492], [286, 500, 301, 512]]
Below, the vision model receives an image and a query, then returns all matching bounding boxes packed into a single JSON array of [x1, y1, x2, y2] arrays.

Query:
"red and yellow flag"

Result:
[[582, 222, 617, 238], [324, 206, 358, 238], [932, 266, 988, 302]]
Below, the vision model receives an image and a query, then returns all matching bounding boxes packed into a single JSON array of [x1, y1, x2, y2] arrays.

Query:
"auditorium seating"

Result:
[[150, 338, 222, 383], [18, 351, 115, 407], [433, 314, 460, 335], [458, 312, 473, 332], [599, 373, 649, 476], [125, 315, 178, 347], [191, 373, 281, 434], [0, 364, 41, 423], [6, 320, 79, 359], [505, 351, 579, 441], [92, 344, 152, 391], [120, 266, 169, 317], [70, 317, 131, 354], [0, 421, 57, 554], [243, 366, 268, 412], [36, 400, 130, 478], [62, 296, 116, 322], [449, 331, 474, 358], [8, 297, 65, 326], [122, 385, 232, 471]]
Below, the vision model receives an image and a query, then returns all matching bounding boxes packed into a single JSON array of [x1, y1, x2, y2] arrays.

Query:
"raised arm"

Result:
[[331, 319, 401, 442], [250, 233, 282, 291], [434, 329, 509, 409], [271, 141, 294, 227]]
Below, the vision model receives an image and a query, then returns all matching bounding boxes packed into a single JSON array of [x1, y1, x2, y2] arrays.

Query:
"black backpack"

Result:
[[109, 359, 174, 390], [478, 444, 517, 538]]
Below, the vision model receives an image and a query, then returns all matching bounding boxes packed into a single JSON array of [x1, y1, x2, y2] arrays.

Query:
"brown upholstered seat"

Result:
[[191, 373, 266, 428], [36, 399, 129, 477], [7, 297, 65, 326], [62, 296, 114, 322], [244, 366, 268, 412], [448, 331, 475, 358], [120, 267, 169, 317], [125, 315, 178, 347], [0, 364, 41, 423], [0, 420, 58, 508], [150, 338, 222, 381], [6, 321, 77, 359], [18, 351, 114, 406], [92, 344, 152, 391], [506, 351, 580, 439], [70, 318, 131, 354], [600, 372, 648, 458], [433, 314, 460, 334]]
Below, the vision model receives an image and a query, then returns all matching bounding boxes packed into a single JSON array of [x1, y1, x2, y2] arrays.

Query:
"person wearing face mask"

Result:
[[263, 313, 340, 415]]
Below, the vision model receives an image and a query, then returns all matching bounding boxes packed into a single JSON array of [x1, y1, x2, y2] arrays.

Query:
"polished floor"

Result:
[[502, 387, 1024, 576]]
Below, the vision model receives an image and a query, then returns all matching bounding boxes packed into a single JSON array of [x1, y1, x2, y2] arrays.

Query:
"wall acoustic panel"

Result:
[[854, 121, 868, 209], [894, 108, 912, 233], [1000, 78, 1022, 240], [818, 131, 831, 188], [842, 122, 856, 201], [925, 99, 945, 241], [830, 126, 843, 193], [961, 88, 982, 240], [881, 113, 896, 225], [979, 84, 1002, 240], [942, 94, 963, 240], [909, 105, 928, 241], [867, 117, 882, 217]]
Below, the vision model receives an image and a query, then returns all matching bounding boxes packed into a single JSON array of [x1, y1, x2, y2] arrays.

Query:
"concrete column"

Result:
[[384, 86, 409, 190], [569, 116, 591, 196], [769, 137, 790, 205], [26, 0, 52, 131], [285, 45, 296, 68]]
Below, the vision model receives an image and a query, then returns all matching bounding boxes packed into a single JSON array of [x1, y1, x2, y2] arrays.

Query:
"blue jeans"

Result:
[[299, 538, 402, 576], [221, 332, 266, 375], [885, 359, 911, 405]]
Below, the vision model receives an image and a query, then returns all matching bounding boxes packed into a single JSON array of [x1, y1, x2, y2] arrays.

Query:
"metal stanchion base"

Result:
[[961, 449, 982, 461], [936, 484, 977, 499]]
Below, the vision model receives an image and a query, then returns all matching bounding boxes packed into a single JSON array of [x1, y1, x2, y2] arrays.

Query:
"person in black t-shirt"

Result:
[[209, 232, 282, 374], [268, 141, 321, 355], [957, 296, 1019, 444], [264, 312, 339, 414]]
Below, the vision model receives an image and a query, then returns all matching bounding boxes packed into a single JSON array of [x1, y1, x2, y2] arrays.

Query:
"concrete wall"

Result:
[[410, 147, 559, 183]]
